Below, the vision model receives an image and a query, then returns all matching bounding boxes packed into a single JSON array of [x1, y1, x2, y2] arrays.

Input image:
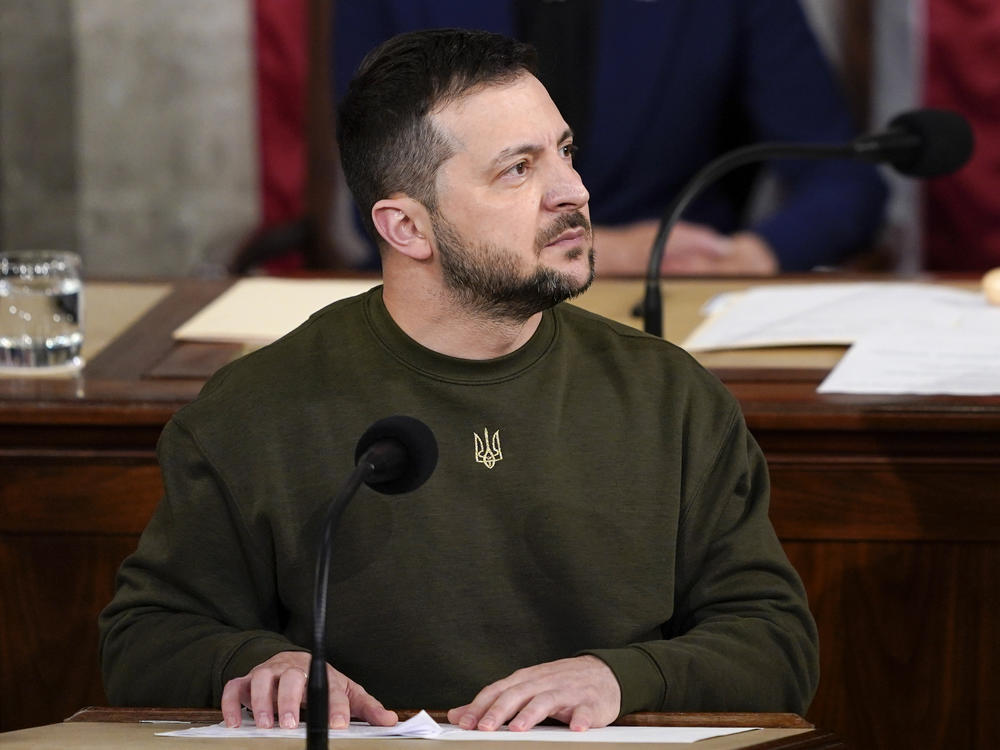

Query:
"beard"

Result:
[[433, 210, 596, 321]]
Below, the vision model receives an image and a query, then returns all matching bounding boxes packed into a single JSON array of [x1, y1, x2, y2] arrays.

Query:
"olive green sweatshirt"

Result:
[[99, 287, 818, 715]]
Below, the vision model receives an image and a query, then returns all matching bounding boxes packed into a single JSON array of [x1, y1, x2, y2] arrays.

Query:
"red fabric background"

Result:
[[923, 0, 1000, 271], [253, 0, 308, 271]]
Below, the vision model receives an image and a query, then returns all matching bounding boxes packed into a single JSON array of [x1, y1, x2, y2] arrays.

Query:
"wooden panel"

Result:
[[0, 459, 162, 535], [768, 460, 1000, 541], [787, 541, 999, 750], [0, 534, 140, 732]]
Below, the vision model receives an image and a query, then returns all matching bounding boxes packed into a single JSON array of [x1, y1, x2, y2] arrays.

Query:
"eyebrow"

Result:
[[489, 127, 574, 172]]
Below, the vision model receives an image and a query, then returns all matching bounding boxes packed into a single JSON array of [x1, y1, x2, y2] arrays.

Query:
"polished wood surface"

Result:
[[64, 706, 814, 729], [2, 277, 997, 750], [0, 723, 842, 750], [0, 707, 843, 749]]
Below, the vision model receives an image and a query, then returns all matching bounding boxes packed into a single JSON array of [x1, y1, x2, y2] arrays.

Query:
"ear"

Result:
[[371, 198, 431, 261]]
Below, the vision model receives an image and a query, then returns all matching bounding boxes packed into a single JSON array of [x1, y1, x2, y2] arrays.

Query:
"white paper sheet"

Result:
[[435, 725, 757, 743], [682, 282, 983, 351], [817, 309, 1000, 394], [172, 277, 381, 345], [157, 710, 758, 743], [158, 709, 443, 740]]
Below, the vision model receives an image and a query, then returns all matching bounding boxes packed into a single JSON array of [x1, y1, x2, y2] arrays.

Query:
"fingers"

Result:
[[340, 677, 398, 728], [449, 656, 620, 733], [662, 222, 734, 274], [327, 678, 353, 730], [456, 678, 545, 731], [661, 228, 778, 275], [276, 667, 308, 728], [248, 662, 288, 728], [220, 651, 396, 731], [667, 222, 729, 258], [220, 675, 250, 728], [567, 704, 595, 732], [489, 685, 596, 732], [446, 704, 471, 726], [507, 691, 565, 732]]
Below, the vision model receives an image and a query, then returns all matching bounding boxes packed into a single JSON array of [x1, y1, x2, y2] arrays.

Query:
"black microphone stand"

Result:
[[303, 415, 437, 750], [642, 141, 854, 337], [643, 109, 971, 336], [306, 457, 376, 750]]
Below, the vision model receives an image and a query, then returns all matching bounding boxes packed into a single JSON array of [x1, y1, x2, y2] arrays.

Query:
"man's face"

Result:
[[428, 74, 595, 320]]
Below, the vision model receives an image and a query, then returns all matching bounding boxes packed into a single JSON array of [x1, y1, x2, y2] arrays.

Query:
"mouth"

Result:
[[544, 227, 587, 248]]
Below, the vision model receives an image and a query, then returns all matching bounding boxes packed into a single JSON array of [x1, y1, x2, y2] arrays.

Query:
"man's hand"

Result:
[[660, 229, 778, 275], [446, 655, 621, 732], [593, 219, 778, 276], [220, 650, 398, 730]]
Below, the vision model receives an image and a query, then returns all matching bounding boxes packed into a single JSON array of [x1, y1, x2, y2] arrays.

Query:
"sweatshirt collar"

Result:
[[363, 286, 557, 383]]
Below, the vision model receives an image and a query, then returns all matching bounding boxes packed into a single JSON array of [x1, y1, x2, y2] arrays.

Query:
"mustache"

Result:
[[535, 211, 592, 250]]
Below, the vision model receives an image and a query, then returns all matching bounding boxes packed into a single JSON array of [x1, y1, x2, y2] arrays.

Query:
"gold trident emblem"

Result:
[[474, 428, 503, 469]]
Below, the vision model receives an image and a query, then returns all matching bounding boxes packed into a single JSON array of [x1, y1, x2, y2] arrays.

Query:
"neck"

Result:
[[382, 272, 544, 360]]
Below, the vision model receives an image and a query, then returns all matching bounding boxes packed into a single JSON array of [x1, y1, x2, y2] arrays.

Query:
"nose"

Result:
[[543, 160, 590, 212]]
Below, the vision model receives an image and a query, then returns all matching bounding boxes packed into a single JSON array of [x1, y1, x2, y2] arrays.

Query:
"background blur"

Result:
[[1, 0, 994, 277], [0, 0, 258, 277]]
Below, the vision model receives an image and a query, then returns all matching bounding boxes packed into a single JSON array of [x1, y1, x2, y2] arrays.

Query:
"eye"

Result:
[[560, 143, 579, 161], [506, 160, 529, 177]]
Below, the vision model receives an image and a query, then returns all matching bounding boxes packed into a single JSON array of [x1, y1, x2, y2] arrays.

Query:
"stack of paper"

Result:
[[682, 283, 983, 351], [681, 282, 1000, 395], [818, 307, 1000, 395], [158, 709, 759, 743]]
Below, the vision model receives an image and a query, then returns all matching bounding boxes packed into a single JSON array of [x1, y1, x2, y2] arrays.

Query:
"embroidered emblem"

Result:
[[474, 427, 503, 469]]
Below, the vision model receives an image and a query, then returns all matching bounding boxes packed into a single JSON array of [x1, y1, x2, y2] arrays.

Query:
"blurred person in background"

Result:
[[331, 0, 888, 277]]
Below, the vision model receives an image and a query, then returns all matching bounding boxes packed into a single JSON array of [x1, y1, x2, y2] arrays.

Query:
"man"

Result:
[[99, 29, 818, 732], [329, 1, 887, 275]]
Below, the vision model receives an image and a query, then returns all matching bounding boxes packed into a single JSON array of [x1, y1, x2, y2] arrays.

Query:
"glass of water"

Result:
[[0, 250, 84, 371]]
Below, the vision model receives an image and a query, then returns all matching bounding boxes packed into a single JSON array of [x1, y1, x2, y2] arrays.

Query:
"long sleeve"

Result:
[[737, 0, 888, 270], [98, 419, 306, 707], [585, 411, 819, 715]]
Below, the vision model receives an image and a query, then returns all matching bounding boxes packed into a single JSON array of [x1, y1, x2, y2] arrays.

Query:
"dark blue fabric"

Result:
[[333, 0, 887, 271]]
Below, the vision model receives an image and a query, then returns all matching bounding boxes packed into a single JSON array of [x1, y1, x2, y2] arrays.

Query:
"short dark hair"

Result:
[[337, 28, 538, 246]]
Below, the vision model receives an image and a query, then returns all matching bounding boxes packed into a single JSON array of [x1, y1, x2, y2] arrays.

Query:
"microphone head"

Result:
[[354, 415, 438, 495], [887, 109, 974, 177]]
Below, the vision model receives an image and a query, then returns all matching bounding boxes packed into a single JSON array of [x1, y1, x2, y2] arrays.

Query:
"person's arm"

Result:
[[739, 0, 887, 270], [585, 409, 819, 714], [98, 418, 394, 729], [99, 419, 300, 707]]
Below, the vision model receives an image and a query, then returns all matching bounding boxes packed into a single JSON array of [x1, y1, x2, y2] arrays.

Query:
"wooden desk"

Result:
[[2, 277, 998, 749], [0, 707, 842, 749]]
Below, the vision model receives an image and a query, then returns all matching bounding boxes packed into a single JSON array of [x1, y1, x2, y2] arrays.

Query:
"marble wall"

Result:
[[0, 0, 259, 277]]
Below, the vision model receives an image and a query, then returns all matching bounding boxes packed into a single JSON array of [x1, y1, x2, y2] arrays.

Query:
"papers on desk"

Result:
[[159, 709, 442, 740], [172, 277, 381, 345], [818, 309, 1000, 394], [682, 282, 982, 351], [157, 709, 758, 743], [680, 282, 1000, 395]]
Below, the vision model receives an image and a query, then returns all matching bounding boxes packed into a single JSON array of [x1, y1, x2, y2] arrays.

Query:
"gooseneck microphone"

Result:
[[307, 416, 438, 750], [642, 108, 975, 336]]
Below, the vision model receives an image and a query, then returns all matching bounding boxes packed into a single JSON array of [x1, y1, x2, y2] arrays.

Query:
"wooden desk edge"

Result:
[[65, 706, 813, 729]]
